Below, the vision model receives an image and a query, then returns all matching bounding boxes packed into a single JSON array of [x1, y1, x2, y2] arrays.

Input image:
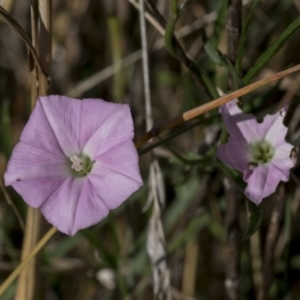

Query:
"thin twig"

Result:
[[0, 5, 46, 75], [0, 180, 25, 230]]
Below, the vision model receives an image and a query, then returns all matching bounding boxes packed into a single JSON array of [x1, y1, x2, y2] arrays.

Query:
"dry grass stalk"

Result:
[[16, 0, 52, 299], [137, 0, 171, 298]]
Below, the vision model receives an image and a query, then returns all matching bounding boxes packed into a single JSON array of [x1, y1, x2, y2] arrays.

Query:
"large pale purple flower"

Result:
[[217, 99, 296, 204], [5, 96, 143, 235]]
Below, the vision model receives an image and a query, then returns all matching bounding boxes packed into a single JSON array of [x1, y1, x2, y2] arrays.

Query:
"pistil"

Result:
[[69, 154, 93, 177]]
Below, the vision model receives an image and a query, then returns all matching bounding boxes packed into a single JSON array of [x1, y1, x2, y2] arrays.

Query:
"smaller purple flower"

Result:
[[5, 96, 143, 235], [217, 99, 296, 204]]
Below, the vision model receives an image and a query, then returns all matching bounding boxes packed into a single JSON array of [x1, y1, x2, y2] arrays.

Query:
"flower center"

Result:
[[248, 140, 275, 165], [69, 154, 93, 177]]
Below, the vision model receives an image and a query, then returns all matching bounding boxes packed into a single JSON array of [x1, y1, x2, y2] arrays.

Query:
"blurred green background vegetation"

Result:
[[1, 0, 300, 299]]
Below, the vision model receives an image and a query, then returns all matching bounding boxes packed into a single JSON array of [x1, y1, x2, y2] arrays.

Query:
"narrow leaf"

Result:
[[236, 0, 263, 74], [243, 15, 300, 84], [242, 199, 262, 241]]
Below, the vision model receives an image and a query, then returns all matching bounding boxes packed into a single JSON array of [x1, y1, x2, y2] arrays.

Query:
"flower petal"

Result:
[[38, 96, 81, 155], [272, 142, 296, 174], [88, 141, 143, 209], [40, 177, 109, 236], [220, 99, 262, 143], [79, 99, 128, 149], [18, 98, 66, 157], [217, 136, 249, 172], [4, 142, 68, 185], [245, 164, 290, 204], [4, 96, 143, 235], [10, 178, 66, 208], [263, 107, 288, 147], [83, 104, 134, 158]]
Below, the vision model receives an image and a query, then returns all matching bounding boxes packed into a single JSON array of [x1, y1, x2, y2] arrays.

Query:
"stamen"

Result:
[[70, 155, 83, 172]]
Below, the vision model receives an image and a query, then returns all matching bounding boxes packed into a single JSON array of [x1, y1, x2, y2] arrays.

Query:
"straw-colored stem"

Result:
[[16, 208, 43, 299], [16, 1, 52, 299], [135, 63, 300, 149]]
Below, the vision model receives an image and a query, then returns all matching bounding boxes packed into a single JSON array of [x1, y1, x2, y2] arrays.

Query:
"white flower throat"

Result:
[[248, 140, 275, 165]]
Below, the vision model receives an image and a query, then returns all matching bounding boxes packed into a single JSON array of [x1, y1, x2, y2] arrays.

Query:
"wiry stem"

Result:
[[0, 179, 25, 230]]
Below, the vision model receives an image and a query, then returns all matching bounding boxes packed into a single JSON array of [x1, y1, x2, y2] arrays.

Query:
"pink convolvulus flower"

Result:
[[5, 96, 143, 235], [217, 99, 296, 204]]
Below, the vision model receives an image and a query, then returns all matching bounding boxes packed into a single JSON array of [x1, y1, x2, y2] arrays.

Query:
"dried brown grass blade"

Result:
[[16, 1, 52, 299], [0, 5, 46, 75]]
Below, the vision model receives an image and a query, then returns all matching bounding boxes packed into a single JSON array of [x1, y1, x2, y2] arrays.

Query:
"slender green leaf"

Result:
[[242, 199, 262, 241], [204, 41, 224, 66], [236, 0, 263, 74], [243, 16, 300, 84]]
